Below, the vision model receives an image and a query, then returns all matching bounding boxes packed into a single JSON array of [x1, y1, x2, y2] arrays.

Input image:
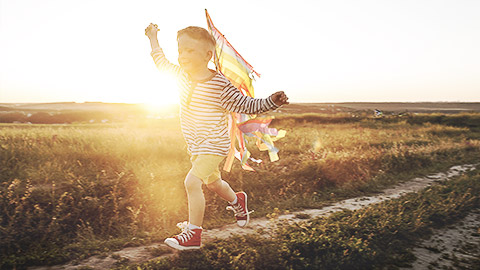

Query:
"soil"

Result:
[[400, 209, 480, 270], [28, 164, 478, 270]]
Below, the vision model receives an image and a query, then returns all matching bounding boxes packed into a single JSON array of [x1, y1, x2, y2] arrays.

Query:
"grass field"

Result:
[[1, 112, 479, 268], [125, 169, 480, 270]]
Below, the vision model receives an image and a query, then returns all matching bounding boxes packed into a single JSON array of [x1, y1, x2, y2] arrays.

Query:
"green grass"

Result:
[[1, 114, 479, 268]]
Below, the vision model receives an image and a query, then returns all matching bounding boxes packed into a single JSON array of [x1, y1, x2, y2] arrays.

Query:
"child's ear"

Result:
[[206, 50, 213, 61]]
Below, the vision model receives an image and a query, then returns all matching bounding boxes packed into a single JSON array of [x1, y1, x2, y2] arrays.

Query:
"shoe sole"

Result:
[[238, 191, 250, 227], [164, 239, 201, 250]]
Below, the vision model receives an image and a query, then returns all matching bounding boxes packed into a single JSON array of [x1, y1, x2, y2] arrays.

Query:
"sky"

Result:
[[1, 0, 479, 106]]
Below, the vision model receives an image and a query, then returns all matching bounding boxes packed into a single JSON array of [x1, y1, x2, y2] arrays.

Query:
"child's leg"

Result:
[[184, 172, 205, 227], [206, 179, 236, 203], [208, 178, 251, 227]]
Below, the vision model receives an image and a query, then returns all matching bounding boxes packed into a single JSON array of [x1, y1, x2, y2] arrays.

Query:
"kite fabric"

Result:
[[205, 9, 286, 172]]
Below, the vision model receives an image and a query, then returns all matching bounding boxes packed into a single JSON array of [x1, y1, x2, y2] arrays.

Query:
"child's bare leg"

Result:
[[184, 172, 205, 227], [206, 179, 236, 203]]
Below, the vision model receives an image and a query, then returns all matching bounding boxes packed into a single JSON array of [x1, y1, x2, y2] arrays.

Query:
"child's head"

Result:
[[177, 26, 216, 75]]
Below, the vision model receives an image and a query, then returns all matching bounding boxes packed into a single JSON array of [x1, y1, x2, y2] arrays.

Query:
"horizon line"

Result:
[[2, 101, 480, 105]]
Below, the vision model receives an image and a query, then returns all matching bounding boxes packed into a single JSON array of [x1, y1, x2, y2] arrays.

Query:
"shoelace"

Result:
[[226, 204, 254, 217], [175, 221, 195, 243]]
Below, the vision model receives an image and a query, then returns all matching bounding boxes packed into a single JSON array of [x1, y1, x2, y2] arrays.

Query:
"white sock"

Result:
[[188, 223, 202, 230], [230, 196, 238, 205]]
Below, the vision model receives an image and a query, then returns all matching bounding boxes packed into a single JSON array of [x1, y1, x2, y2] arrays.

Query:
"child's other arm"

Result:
[[220, 83, 289, 114], [145, 23, 182, 76]]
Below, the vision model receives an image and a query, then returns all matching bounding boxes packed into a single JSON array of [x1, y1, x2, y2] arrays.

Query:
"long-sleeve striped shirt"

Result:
[[151, 48, 279, 156]]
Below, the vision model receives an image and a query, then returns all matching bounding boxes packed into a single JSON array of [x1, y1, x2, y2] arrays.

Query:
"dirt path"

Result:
[[400, 208, 480, 269], [29, 164, 478, 270]]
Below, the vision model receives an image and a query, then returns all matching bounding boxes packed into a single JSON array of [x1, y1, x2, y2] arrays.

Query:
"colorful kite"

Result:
[[205, 10, 286, 172]]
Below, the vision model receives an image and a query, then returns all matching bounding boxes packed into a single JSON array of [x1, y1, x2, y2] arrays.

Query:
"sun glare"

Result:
[[142, 73, 179, 114]]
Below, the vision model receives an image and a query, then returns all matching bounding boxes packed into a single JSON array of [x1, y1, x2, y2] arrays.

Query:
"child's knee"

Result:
[[206, 179, 222, 191], [184, 173, 203, 191]]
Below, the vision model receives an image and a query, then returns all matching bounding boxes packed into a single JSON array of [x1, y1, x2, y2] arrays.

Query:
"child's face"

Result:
[[177, 34, 212, 75]]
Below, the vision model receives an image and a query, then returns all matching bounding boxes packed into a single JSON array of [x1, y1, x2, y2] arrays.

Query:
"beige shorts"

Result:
[[190, 154, 225, 184]]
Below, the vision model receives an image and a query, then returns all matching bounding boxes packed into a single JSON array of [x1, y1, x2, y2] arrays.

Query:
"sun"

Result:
[[141, 73, 179, 113]]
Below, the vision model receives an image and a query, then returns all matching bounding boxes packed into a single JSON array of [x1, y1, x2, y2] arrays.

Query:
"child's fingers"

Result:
[[146, 23, 157, 29], [271, 91, 289, 105], [150, 23, 159, 31], [145, 24, 159, 36], [280, 92, 289, 104]]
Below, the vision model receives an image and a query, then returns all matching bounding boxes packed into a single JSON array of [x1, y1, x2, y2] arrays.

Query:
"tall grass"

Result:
[[0, 114, 479, 268]]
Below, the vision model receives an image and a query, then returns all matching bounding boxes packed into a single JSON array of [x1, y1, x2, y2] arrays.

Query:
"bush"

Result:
[[0, 112, 28, 123]]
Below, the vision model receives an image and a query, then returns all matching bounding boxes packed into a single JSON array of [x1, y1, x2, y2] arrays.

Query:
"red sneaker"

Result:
[[164, 222, 202, 250], [226, 192, 253, 227]]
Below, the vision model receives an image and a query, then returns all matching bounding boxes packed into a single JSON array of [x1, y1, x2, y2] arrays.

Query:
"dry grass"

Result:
[[0, 114, 479, 268]]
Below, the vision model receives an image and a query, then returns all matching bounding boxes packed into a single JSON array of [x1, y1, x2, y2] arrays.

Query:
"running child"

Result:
[[145, 23, 289, 250]]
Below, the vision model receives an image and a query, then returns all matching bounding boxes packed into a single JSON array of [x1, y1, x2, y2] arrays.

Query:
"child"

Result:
[[145, 23, 289, 250]]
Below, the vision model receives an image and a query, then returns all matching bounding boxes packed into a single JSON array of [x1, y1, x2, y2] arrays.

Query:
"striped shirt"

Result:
[[151, 48, 279, 156]]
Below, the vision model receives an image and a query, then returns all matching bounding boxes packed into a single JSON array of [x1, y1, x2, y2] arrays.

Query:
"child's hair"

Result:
[[177, 26, 216, 51]]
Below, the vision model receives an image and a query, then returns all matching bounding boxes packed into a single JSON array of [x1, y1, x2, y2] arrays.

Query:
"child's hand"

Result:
[[145, 23, 159, 39], [271, 91, 289, 106]]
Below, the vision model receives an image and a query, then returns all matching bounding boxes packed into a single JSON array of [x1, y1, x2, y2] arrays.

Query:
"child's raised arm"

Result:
[[145, 23, 161, 51], [145, 23, 183, 77]]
